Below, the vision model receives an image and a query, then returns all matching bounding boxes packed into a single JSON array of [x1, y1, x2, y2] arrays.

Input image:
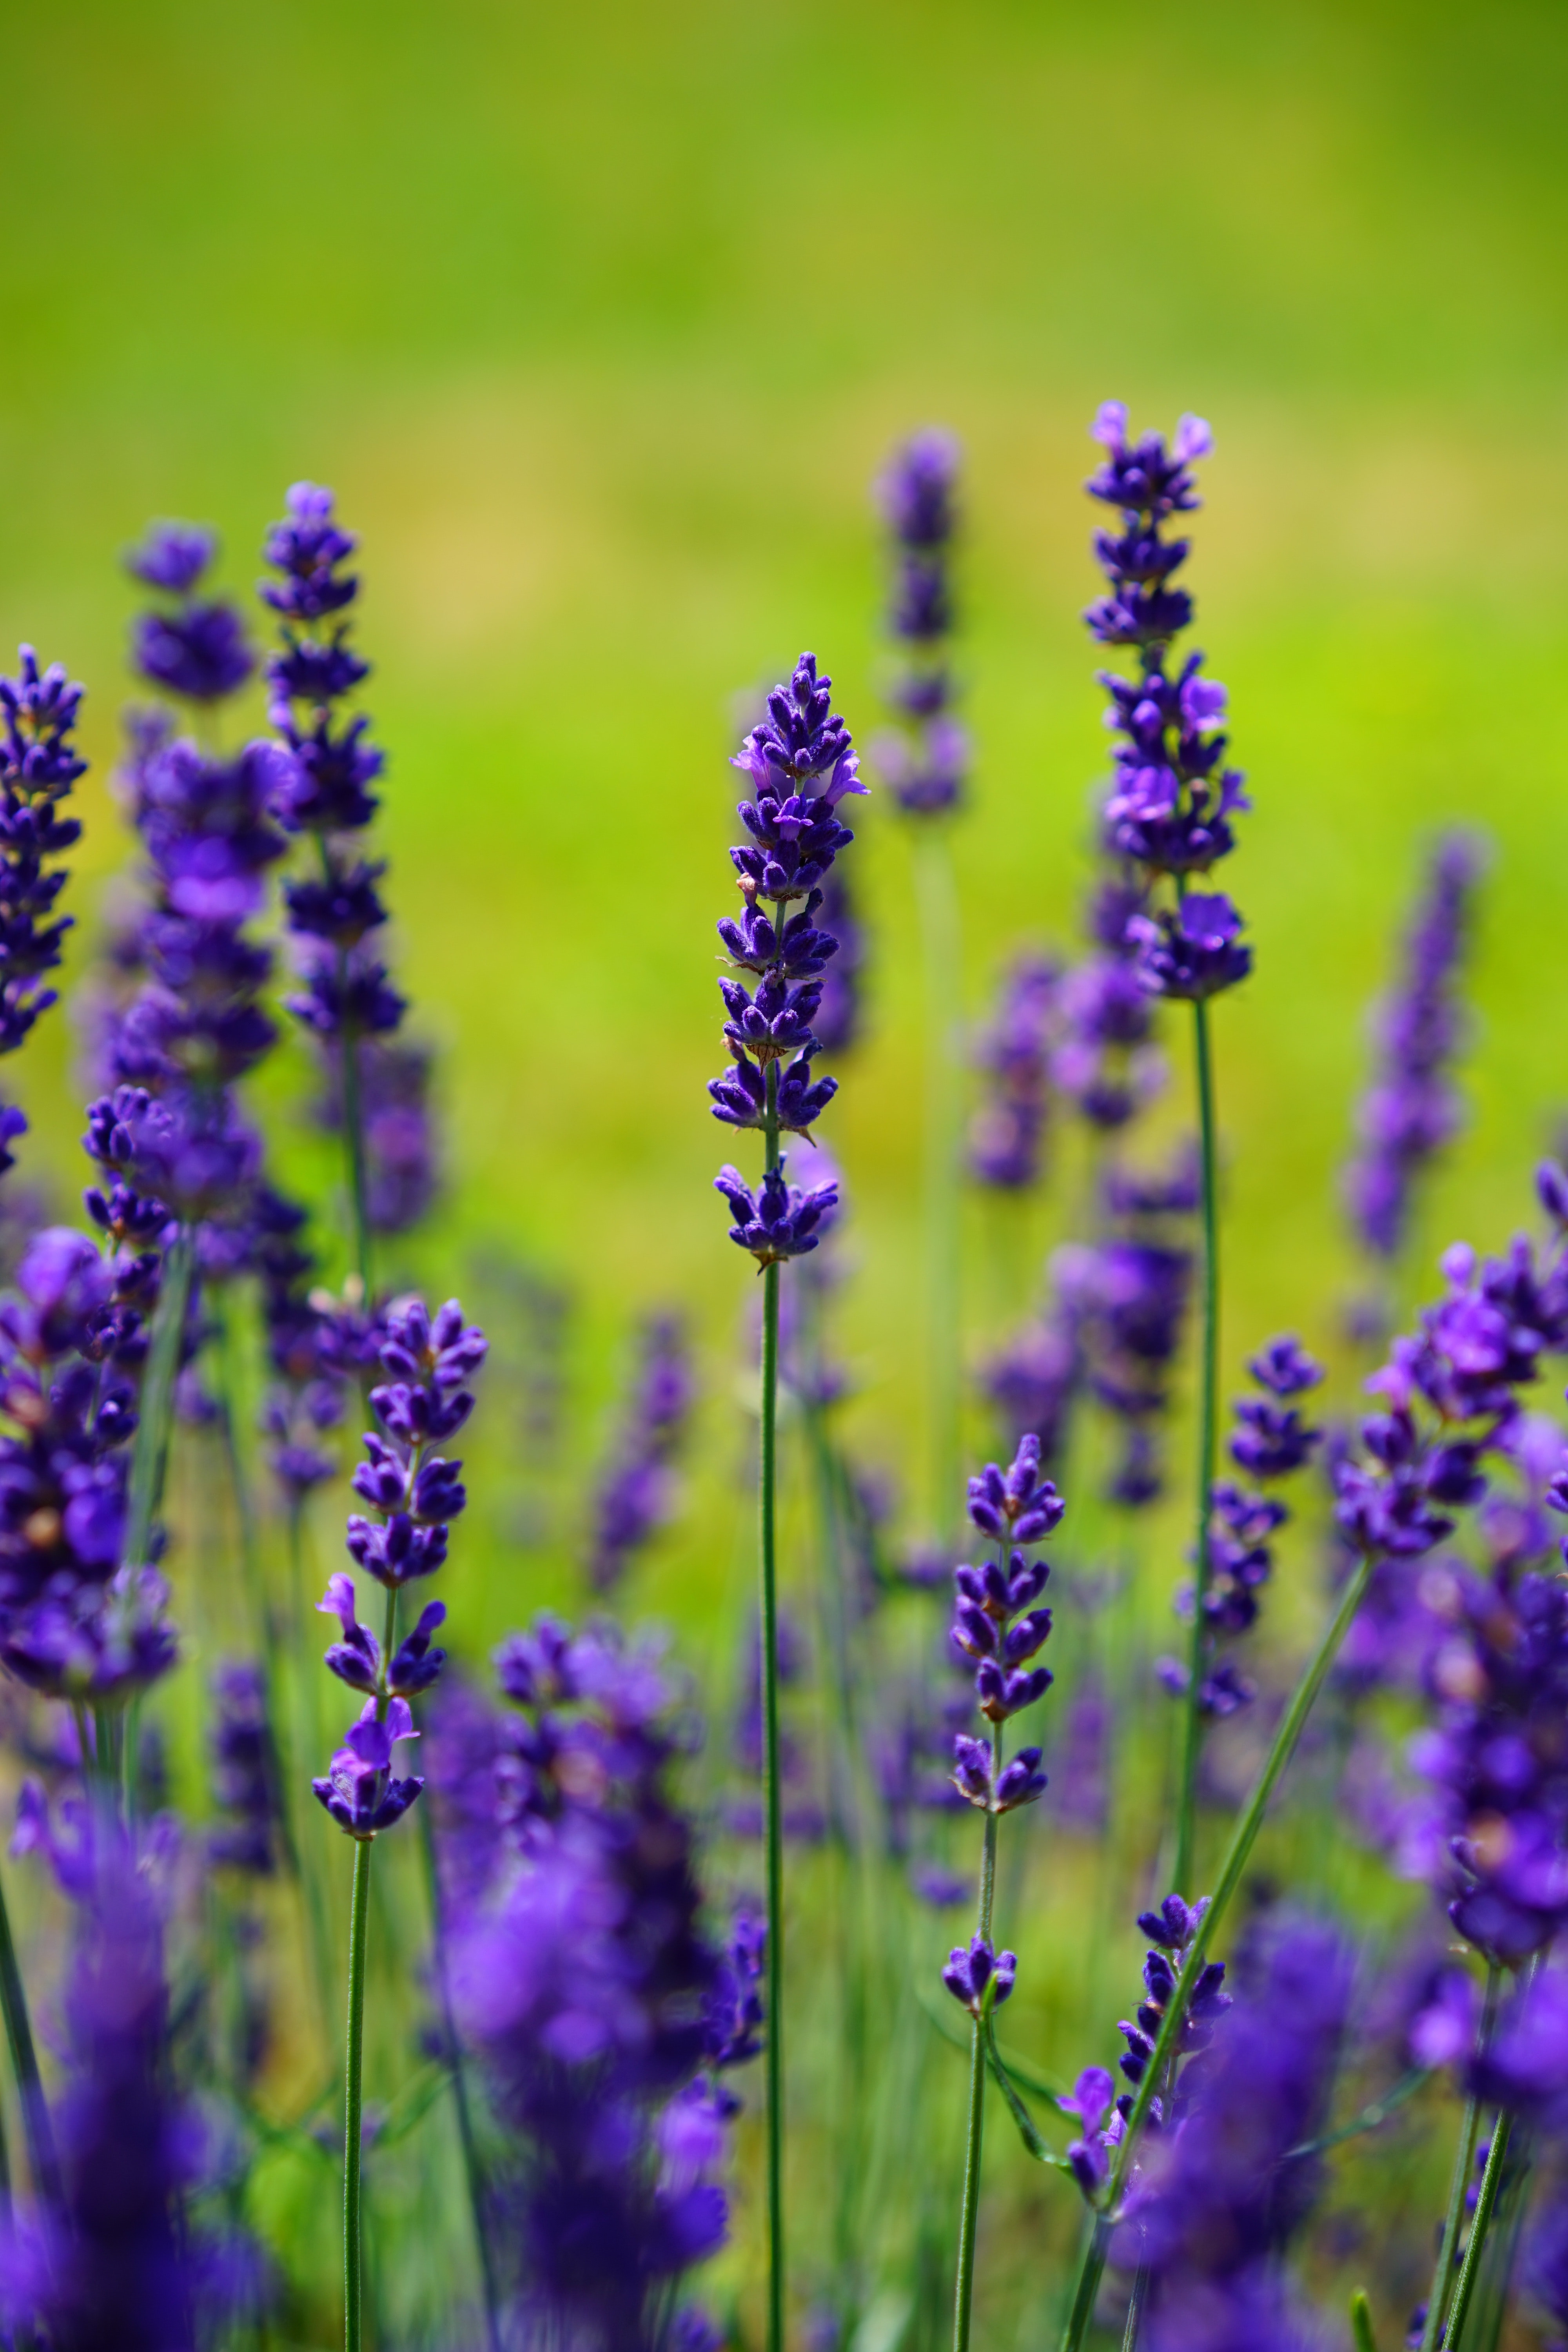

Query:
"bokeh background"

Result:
[[4, 0, 1568, 1675]]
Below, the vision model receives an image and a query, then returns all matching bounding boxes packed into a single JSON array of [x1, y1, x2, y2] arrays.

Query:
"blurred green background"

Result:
[[4, 0, 1568, 1655]]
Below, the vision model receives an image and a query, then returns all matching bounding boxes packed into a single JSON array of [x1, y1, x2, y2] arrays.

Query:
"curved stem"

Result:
[[342, 1836, 372, 2352], [760, 1052, 785, 2352], [1058, 1546, 1377, 2352], [1172, 997, 1219, 1901], [953, 1724, 1002, 2352]]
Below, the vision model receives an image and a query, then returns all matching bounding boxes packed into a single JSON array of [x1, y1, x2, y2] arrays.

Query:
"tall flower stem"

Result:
[[342, 1834, 372, 2352], [913, 827, 964, 1543], [1058, 1545, 1377, 2352], [1417, 1965, 1503, 2352], [1172, 996, 1220, 1900], [760, 1049, 786, 2352], [953, 1724, 1002, 2352], [0, 1860, 60, 2211]]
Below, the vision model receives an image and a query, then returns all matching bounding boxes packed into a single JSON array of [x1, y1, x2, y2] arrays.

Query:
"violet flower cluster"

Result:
[[0, 645, 88, 1096], [1085, 404, 1252, 1002], [444, 1616, 737, 2352], [1052, 876, 1167, 1132], [126, 520, 255, 708], [1345, 831, 1484, 1262], [587, 1310, 694, 1592], [2, 1822, 254, 2352], [969, 953, 1062, 1189], [945, 1434, 1062, 1826], [1107, 1914, 1351, 2352], [0, 1226, 174, 1701], [313, 1296, 485, 1839], [711, 653, 862, 1263], [1054, 1152, 1198, 1507], [1060, 1894, 1231, 2207], [872, 430, 968, 818], [1158, 1336, 1324, 1720], [260, 485, 433, 1236]]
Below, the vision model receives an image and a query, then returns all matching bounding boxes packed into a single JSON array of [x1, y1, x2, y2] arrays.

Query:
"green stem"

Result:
[[1418, 1965, 1502, 2352], [0, 1861, 60, 2210], [1059, 1546, 1377, 2352], [953, 1724, 1002, 2352], [342, 1837, 372, 2352], [760, 1052, 785, 2352], [1172, 996, 1219, 1902], [125, 1228, 195, 1575], [416, 1802, 501, 2352], [1122, 2268, 1151, 2352], [1445, 2109, 1513, 2352], [912, 826, 963, 1543], [1351, 2290, 1380, 2352]]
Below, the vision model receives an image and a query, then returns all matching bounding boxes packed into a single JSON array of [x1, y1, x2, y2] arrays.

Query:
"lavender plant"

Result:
[[711, 648, 861, 2352]]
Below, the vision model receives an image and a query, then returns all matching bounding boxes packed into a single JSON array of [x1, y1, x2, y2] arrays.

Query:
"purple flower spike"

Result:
[[1248, 1334, 1324, 1396], [873, 429, 968, 817], [1345, 831, 1485, 1260], [125, 521, 217, 595], [965, 1432, 1065, 1544], [941, 1934, 1017, 2016]]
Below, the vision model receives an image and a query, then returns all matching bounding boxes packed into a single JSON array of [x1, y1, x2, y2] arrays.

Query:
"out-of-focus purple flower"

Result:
[[445, 1614, 732, 2348], [1345, 832, 1485, 1260], [0, 1828, 258, 2352], [127, 520, 255, 705], [1106, 1914, 1350, 2352], [873, 431, 968, 818], [969, 953, 1061, 1189], [209, 1661, 282, 1874], [1055, 1226, 1193, 1507], [126, 522, 217, 597], [982, 1306, 1080, 1473], [588, 1312, 693, 1592]]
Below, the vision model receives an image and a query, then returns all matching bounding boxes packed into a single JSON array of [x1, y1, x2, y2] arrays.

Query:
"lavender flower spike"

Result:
[[872, 430, 969, 818]]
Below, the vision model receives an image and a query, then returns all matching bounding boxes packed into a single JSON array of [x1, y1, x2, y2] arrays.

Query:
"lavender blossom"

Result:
[[1052, 878, 1167, 1131], [0, 645, 88, 1075], [126, 522, 254, 705], [947, 1433, 1063, 1807], [1085, 406, 1250, 995], [872, 430, 969, 818], [1054, 1163, 1196, 1509], [449, 1617, 730, 2351], [1105, 1914, 1351, 2352], [588, 1311, 694, 1591], [1158, 1335, 1324, 1719], [969, 953, 1061, 1189], [1345, 831, 1485, 1261], [209, 1660, 283, 1874], [313, 1295, 486, 1840]]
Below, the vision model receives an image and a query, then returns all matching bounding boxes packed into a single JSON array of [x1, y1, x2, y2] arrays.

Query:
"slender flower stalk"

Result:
[[1082, 402, 1252, 1896], [711, 652, 863, 2351], [310, 1296, 486, 2352], [942, 1434, 1063, 2352]]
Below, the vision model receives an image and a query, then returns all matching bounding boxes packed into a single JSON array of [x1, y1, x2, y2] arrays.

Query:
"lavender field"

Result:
[[2, 4, 1568, 2349]]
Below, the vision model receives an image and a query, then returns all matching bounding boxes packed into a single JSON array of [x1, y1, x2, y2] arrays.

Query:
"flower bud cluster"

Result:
[[0, 645, 88, 1074], [312, 1295, 485, 1840], [1160, 1336, 1324, 1720], [711, 655, 864, 1267], [126, 522, 254, 705], [1084, 403, 1251, 1001], [947, 1433, 1063, 1812]]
